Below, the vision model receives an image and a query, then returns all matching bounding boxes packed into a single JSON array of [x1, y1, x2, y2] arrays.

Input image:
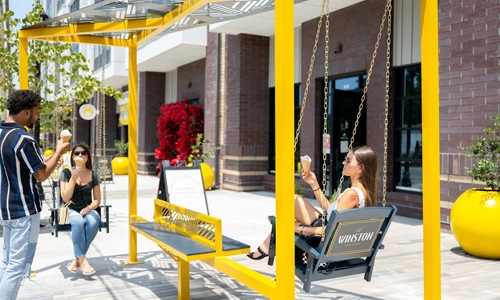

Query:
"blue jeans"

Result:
[[69, 209, 100, 258], [0, 213, 40, 300]]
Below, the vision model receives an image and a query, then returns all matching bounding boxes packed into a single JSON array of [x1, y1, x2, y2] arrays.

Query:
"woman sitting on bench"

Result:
[[247, 146, 378, 262], [59, 144, 101, 276]]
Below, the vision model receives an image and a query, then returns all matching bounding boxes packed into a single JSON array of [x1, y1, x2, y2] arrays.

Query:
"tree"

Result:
[[0, 2, 122, 149], [0, 2, 18, 111]]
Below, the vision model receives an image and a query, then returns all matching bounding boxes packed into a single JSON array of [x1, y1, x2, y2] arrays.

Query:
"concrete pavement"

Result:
[[1, 174, 499, 299]]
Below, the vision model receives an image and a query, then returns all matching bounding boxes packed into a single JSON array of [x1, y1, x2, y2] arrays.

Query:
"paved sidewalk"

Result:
[[1, 174, 499, 299]]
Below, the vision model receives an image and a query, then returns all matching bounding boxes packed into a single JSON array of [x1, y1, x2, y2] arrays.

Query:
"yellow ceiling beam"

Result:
[[19, 17, 165, 39], [32, 35, 134, 47], [137, 0, 212, 46]]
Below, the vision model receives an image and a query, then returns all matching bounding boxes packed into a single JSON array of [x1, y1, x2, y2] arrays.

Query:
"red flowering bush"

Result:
[[155, 99, 204, 170]]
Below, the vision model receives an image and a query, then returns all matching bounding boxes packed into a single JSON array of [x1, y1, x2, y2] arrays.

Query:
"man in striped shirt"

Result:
[[0, 90, 70, 300]]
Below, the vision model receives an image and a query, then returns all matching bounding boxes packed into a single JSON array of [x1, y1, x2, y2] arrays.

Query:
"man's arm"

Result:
[[33, 140, 70, 182]]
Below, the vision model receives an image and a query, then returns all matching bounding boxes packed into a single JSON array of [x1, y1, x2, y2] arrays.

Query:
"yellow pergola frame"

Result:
[[19, 0, 441, 299]]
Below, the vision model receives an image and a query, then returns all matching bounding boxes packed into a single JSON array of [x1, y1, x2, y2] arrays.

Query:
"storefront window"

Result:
[[394, 64, 422, 192]]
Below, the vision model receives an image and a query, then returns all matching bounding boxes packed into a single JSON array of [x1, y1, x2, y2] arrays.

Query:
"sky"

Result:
[[10, 0, 36, 19]]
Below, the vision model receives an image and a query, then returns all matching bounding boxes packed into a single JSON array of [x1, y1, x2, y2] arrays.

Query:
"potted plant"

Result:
[[450, 114, 500, 259], [188, 133, 219, 190], [111, 139, 129, 175]]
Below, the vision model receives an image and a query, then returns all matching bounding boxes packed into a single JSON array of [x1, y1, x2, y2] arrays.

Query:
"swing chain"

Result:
[[98, 46, 108, 207], [382, 1, 392, 207], [320, 0, 330, 241], [294, 0, 329, 152], [335, 0, 392, 204]]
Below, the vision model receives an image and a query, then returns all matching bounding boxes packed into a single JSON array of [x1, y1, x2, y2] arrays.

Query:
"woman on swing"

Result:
[[247, 145, 378, 262], [59, 144, 101, 276]]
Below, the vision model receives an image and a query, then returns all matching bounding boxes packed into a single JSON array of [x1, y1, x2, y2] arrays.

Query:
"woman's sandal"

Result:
[[80, 260, 96, 276], [247, 246, 269, 261], [67, 259, 79, 273], [267, 216, 277, 266]]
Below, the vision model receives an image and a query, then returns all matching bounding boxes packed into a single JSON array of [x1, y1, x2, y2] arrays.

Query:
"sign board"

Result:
[[157, 160, 210, 215], [326, 218, 384, 257]]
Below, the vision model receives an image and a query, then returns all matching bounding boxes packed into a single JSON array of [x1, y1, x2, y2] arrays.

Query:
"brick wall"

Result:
[[204, 33, 219, 185], [87, 94, 117, 157], [73, 102, 91, 147], [177, 58, 206, 103], [439, 0, 500, 226], [221, 34, 270, 191], [138, 71, 166, 175]]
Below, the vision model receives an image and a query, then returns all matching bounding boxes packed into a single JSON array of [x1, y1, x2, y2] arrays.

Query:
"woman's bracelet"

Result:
[[54, 151, 61, 158], [300, 225, 306, 237], [312, 186, 321, 192]]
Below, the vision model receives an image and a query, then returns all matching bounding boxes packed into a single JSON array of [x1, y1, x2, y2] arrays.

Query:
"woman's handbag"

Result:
[[58, 201, 72, 225]]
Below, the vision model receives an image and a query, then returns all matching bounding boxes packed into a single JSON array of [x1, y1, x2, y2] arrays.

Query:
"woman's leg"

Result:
[[294, 195, 321, 225], [69, 210, 86, 258], [82, 210, 100, 255], [249, 195, 321, 260]]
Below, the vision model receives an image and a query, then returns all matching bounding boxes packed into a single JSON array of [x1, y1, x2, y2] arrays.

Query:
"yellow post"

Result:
[[19, 37, 28, 89], [274, 0, 295, 299], [128, 43, 139, 263], [178, 260, 190, 300], [420, 0, 441, 299]]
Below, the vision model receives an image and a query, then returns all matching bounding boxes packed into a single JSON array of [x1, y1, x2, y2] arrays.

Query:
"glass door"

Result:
[[323, 74, 367, 197]]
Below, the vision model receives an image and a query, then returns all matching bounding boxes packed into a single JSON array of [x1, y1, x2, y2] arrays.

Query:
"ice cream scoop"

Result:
[[60, 129, 72, 143], [300, 155, 312, 174], [74, 156, 85, 168]]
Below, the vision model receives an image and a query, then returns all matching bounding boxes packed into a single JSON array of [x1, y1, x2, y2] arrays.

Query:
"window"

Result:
[[94, 46, 111, 70], [56, 0, 65, 12], [70, 0, 80, 12], [46, 1, 52, 18], [393, 64, 422, 192], [268, 84, 301, 173]]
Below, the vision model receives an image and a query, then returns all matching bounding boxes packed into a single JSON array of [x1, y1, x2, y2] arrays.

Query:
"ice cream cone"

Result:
[[60, 130, 72, 143], [300, 155, 312, 174], [74, 157, 84, 168]]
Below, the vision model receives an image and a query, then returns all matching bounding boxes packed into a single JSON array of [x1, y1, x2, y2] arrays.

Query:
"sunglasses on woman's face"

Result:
[[73, 151, 87, 156]]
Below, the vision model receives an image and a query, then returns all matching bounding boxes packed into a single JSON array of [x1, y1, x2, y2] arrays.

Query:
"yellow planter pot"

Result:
[[187, 162, 215, 190], [44, 149, 54, 157], [200, 162, 215, 190], [450, 188, 500, 259], [111, 156, 129, 175]]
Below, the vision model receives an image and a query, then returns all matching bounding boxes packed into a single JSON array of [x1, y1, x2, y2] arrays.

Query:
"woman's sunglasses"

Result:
[[73, 151, 87, 156]]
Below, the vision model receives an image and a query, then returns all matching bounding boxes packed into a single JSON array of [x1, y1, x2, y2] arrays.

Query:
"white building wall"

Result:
[[393, 0, 421, 66], [165, 70, 177, 104], [268, 26, 302, 87]]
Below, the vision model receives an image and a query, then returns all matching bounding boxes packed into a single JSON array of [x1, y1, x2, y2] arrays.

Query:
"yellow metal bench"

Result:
[[130, 198, 250, 299]]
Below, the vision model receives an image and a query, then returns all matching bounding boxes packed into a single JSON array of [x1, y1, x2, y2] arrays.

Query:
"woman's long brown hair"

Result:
[[352, 146, 378, 206]]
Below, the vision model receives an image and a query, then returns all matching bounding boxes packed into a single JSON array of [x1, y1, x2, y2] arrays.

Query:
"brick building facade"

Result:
[[438, 0, 499, 226], [69, 0, 498, 226]]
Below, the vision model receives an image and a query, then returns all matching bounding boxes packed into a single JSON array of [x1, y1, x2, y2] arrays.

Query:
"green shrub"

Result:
[[460, 115, 500, 190], [114, 139, 128, 157]]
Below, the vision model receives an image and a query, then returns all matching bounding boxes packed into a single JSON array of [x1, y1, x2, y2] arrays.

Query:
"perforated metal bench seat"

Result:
[[131, 221, 249, 261]]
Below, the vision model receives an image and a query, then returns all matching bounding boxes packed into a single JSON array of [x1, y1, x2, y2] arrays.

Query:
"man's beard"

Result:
[[28, 118, 40, 129]]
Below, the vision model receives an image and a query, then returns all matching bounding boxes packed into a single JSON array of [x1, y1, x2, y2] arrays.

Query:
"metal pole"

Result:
[[274, 0, 295, 298], [421, 0, 442, 299], [128, 44, 139, 263], [214, 33, 221, 187]]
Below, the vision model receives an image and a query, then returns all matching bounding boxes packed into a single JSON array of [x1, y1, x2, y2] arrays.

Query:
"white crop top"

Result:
[[326, 187, 366, 220]]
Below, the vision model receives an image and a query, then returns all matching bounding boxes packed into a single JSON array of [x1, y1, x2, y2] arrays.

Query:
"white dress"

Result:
[[326, 187, 366, 220]]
